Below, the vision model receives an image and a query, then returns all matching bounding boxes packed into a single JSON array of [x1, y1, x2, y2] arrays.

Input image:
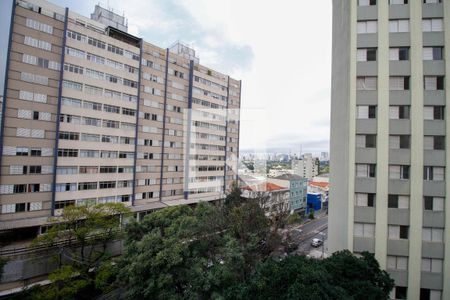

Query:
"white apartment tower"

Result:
[[292, 153, 319, 180], [330, 1, 450, 299]]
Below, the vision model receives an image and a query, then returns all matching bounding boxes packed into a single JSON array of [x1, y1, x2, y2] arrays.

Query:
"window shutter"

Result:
[[422, 228, 432, 241], [388, 225, 400, 239], [389, 77, 404, 90], [398, 196, 409, 209], [398, 20, 409, 32], [359, 0, 370, 5], [431, 19, 443, 31], [3, 146, 16, 156], [365, 77, 377, 90], [39, 112, 51, 121], [0, 185, 14, 194], [422, 19, 432, 32], [389, 21, 398, 32], [357, 49, 367, 62], [18, 109, 32, 119], [357, 106, 369, 119], [424, 136, 434, 150], [366, 21, 377, 33], [433, 197, 444, 211], [31, 129, 45, 138], [42, 166, 53, 174], [41, 148, 53, 156], [423, 47, 433, 60], [29, 202, 42, 211], [424, 77, 437, 90], [433, 167, 445, 181], [17, 128, 31, 137], [389, 106, 399, 119], [424, 106, 434, 120], [356, 135, 366, 148], [389, 165, 401, 179], [354, 223, 364, 236], [389, 48, 399, 60]]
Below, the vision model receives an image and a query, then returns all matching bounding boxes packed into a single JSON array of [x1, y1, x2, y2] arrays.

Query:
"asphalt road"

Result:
[[294, 214, 328, 255]]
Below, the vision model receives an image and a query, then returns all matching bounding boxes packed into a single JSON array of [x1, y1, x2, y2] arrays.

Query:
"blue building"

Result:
[[306, 193, 322, 213]]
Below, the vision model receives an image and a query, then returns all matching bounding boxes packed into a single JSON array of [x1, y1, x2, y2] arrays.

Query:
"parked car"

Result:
[[311, 238, 323, 247]]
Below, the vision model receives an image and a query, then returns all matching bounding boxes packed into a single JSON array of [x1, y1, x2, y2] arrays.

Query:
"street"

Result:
[[292, 213, 328, 258]]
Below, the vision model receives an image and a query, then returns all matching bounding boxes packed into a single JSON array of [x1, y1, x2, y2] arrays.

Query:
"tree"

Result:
[[224, 250, 394, 300], [117, 198, 278, 299], [27, 202, 130, 299]]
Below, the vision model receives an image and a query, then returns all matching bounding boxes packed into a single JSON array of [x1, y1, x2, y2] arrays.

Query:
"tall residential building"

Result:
[[330, 1, 449, 299], [291, 153, 319, 179], [0, 0, 240, 237]]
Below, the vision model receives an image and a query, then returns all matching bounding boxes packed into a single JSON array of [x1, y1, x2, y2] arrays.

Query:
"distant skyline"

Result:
[[32, 0, 332, 153]]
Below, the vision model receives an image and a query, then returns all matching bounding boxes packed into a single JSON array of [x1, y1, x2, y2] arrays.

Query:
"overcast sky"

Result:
[[17, 0, 332, 154]]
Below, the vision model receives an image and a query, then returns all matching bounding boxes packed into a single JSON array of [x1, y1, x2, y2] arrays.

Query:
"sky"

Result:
[[9, 0, 333, 155]]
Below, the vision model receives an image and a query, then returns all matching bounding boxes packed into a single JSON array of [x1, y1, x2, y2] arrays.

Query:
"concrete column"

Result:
[[442, 1, 450, 299], [374, 1, 389, 269], [408, 2, 424, 300]]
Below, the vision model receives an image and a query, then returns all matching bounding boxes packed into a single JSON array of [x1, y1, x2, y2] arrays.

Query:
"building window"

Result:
[[356, 134, 376, 148], [356, 164, 376, 178], [423, 47, 443, 60], [356, 105, 377, 119], [389, 135, 410, 149], [422, 18, 443, 32], [389, 106, 410, 119], [424, 166, 445, 181], [389, 0, 408, 4], [357, 21, 378, 34], [358, 0, 376, 5], [389, 76, 410, 90], [357, 76, 377, 90], [355, 193, 375, 207], [389, 19, 410, 32], [389, 47, 409, 61], [423, 227, 444, 242], [387, 256, 408, 270], [424, 106, 444, 120], [389, 165, 410, 180], [424, 196, 444, 211], [424, 136, 445, 150], [424, 76, 444, 90], [421, 258, 443, 273], [420, 289, 442, 300], [388, 195, 409, 209], [354, 223, 375, 237], [357, 48, 377, 61], [388, 225, 409, 239]]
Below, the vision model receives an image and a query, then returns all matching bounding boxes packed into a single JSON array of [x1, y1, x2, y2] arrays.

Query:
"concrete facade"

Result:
[[330, 1, 449, 299], [0, 0, 240, 236]]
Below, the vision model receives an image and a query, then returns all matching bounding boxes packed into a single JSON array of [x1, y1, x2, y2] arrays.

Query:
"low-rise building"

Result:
[[241, 182, 290, 215], [269, 174, 307, 214]]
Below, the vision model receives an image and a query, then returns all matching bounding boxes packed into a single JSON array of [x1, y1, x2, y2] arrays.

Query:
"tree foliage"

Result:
[[224, 251, 394, 300], [117, 186, 393, 300], [21, 202, 130, 299]]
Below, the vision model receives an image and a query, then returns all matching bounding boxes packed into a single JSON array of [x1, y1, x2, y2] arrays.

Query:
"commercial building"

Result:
[[291, 153, 319, 180], [0, 0, 240, 237], [330, 1, 449, 299]]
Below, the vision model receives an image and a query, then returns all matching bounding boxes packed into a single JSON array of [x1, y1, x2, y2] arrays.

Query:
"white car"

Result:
[[311, 238, 323, 247]]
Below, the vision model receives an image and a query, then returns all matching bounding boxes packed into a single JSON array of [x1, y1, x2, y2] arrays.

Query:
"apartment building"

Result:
[[0, 0, 240, 236], [330, 1, 449, 299], [291, 153, 319, 179]]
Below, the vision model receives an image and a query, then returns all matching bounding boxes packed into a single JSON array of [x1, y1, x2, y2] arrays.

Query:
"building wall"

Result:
[[330, 1, 450, 299]]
